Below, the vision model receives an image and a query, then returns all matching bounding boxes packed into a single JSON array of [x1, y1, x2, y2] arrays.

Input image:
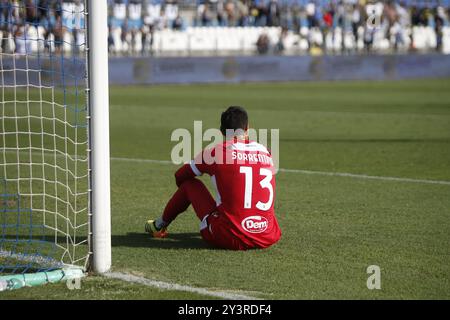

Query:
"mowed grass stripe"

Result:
[[110, 156, 450, 186]]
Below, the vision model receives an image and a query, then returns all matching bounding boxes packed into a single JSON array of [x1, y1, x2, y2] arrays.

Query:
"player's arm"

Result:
[[174, 148, 215, 187]]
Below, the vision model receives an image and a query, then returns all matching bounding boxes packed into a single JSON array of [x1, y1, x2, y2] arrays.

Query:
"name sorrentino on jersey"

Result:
[[231, 150, 274, 166]]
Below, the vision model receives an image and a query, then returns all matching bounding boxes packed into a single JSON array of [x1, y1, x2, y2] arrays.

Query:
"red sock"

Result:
[[162, 178, 216, 225]]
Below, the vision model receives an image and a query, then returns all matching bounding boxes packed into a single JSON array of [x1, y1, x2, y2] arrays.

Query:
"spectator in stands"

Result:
[[323, 8, 333, 30], [143, 0, 162, 27], [53, 0, 62, 20], [0, 0, 15, 53], [351, 4, 362, 45], [164, 0, 179, 28], [412, 6, 428, 26], [13, 23, 23, 54], [144, 23, 155, 55], [108, 24, 115, 53], [384, 1, 400, 51], [53, 14, 63, 54], [111, 0, 127, 29], [256, 32, 270, 54], [397, 1, 410, 27], [38, 0, 51, 28], [436, 5, 449, 25], [434, 6, 447, 51], [216, 1, 226, 26], [70, 0, 85, 55], [14, 24, 30, 54], [198, 2, 212, 27], [267, 0, 280, 27], [306, 2, 317, 28], [140, 0, 159, 54], [156, 8, 167, 30], [128, 0, 143, 55], [254, 0, 268, 27], [128, 0, 143, 31], [222, 1, 234, 26], [237, 0, 250, 27], [172, 14, 183, 30], [109, 0, 126, 53], [24, 0, 38, 25], [275, 26, 288, 54], [247, 1, 259, 27]]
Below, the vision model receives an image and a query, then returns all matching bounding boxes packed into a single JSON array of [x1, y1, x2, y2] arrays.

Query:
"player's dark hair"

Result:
[[220, 106, 248, 136]]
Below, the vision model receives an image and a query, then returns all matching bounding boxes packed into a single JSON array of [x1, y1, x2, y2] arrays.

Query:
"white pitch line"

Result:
[[278, 168, 450, 186], [104, 272, 261, 300], [110, 156, 450, 186]]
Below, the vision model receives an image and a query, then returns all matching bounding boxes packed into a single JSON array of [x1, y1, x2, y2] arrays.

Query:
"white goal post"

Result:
[[87, 0, 111, 275], [0, 0, 111, 289]]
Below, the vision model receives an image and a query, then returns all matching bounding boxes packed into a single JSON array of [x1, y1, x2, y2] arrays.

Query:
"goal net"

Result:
[[0, 0, 92, 280]]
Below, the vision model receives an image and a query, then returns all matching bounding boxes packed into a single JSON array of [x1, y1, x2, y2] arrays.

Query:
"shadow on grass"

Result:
[[0, 233, 221, 251], [112, 232, 218, 250]]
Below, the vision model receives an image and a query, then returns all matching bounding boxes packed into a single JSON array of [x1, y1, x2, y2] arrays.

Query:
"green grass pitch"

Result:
[[1, 79, 450, 299]]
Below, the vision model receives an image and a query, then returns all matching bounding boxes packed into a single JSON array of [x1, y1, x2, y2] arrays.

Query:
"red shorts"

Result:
[[200, 212, 251, 251]]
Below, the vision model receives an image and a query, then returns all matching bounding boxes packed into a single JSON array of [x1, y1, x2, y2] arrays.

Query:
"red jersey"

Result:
[[190, 139, 281, 248]]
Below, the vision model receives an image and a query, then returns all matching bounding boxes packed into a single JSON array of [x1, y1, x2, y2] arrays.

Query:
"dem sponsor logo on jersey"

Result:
[[241, 216, 268, 233]]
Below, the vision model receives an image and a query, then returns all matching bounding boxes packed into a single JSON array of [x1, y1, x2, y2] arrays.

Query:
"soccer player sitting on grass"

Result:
[[145, 106, 281, 250]]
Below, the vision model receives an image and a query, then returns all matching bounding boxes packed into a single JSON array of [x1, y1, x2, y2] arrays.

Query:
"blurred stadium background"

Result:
[[2, 0, 450, 56], [3, 0, 450, 84]]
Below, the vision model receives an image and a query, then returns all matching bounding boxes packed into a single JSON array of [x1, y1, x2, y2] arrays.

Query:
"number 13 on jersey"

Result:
[[239, 166, 273, 211]]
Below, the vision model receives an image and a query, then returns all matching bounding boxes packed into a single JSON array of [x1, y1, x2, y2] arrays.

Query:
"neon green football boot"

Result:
[[145, 219, 168, 238]]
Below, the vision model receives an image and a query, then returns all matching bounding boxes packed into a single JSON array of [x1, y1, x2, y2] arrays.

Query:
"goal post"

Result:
[[87, 0, 111, 275], [0, 0, 111, 290]]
